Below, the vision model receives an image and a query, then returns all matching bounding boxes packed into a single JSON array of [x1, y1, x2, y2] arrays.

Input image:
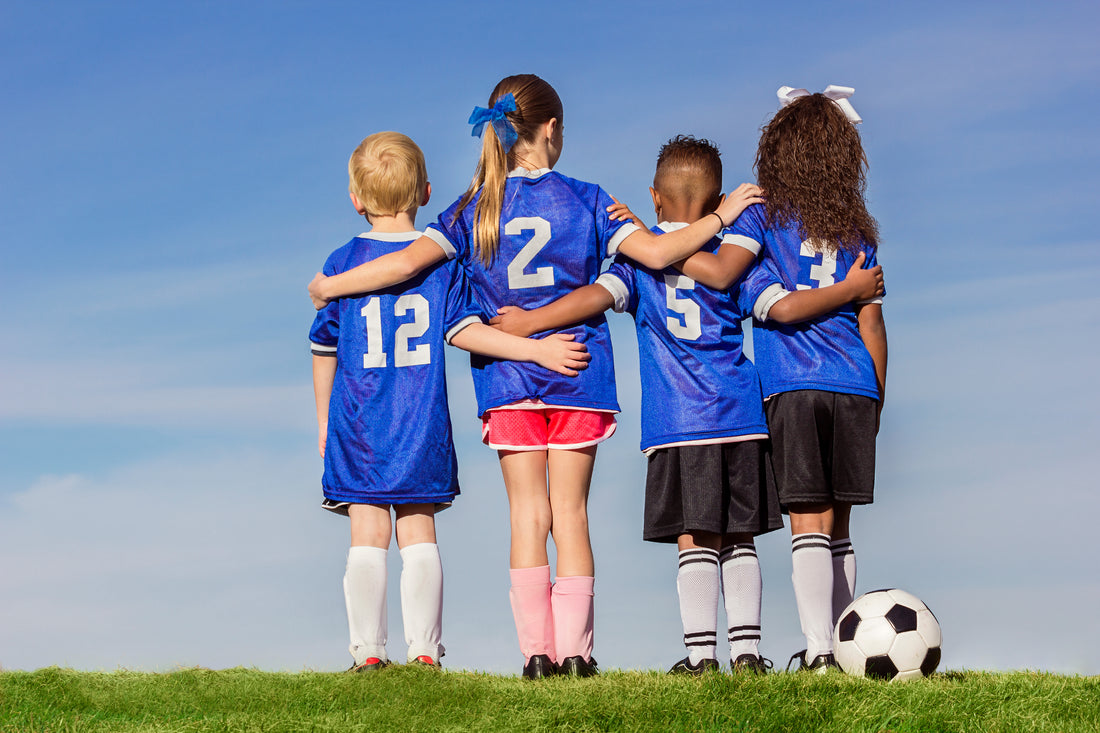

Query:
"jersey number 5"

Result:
[[665, 274, 701, 341], [361, 294, 430, 368], [506, 217, 554, 290]]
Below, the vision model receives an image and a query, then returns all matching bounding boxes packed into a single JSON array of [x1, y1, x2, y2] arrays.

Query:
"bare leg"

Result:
[[547, 446, 597, 577], [498, 450, 552, 569]]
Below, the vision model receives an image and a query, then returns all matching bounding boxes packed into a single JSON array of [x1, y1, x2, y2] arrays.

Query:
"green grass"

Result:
[[1, 666, 1097, 732]]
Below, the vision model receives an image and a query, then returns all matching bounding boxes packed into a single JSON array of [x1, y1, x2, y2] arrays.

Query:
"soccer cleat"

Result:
[[558, 655, 599, 677], [349, 657, 389, 673], [411, 655, 441, 668], [668, 656, 720, 675], [521, 654, 557, 680], [731, 653, 773, 675], [786, 650, 839, 673]]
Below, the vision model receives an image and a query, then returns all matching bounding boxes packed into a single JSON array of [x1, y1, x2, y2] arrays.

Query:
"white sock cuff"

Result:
[[348, 545, 388, 563], [399, 542, 440, 562]]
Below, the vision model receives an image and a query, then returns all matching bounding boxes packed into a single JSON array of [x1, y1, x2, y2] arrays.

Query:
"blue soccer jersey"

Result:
[[310, 231, 483, 506], [596, 223, 769, 452], [423, 169, 639, 416], [732, 203, 883, 400]]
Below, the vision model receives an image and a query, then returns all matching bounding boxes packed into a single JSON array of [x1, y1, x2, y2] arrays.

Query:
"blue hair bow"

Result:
[[469, 93, 518, 152]]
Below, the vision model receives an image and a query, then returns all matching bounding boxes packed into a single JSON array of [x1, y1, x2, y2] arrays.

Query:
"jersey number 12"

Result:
[[361, 294, 430, 368]]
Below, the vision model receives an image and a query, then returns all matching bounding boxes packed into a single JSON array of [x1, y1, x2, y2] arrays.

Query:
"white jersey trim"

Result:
[[722, 232, 763, 255], [310, 341, 337, 356], [444, 315, 483, 345], [357, 230, 422, 241], [643, 432, 769, 456], [423, 227, 457, 259], [607, 221, 641, 256], [595, 272, 630, 313], [753, 283, 789, 322], [507, 167, 552, 179]]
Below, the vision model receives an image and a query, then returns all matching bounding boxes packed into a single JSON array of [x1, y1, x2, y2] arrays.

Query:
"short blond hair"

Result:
[[348, 132, 427, 218]]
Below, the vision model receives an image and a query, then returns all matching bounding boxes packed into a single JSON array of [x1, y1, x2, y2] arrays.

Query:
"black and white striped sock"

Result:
[[720, 543, 762, 659], [831, 538, 856, 623], [677, 548, 720, 665], [791, 533, 833, 659]]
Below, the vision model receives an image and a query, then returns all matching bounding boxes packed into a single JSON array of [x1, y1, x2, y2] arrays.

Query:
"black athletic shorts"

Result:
[[765, 390, 877, 508], [642, 440, 783, 543]]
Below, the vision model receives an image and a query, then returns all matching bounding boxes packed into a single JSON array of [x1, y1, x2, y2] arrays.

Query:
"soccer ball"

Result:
[[833, 589, 942, 681]]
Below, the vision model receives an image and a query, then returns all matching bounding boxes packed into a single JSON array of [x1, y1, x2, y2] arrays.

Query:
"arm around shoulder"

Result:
[[308, 235, 447, 308]]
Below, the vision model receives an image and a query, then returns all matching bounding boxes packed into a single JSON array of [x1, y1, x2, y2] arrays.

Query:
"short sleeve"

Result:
[[441, 262, 486, 343], [309, 254, 342, 354], [596, 257, 637, 314], [596, 188, 641, 258]]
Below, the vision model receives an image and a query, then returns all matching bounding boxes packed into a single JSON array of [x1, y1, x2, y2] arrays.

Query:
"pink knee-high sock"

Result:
[[509, 565, 554, 662], [551, 575, 594, 662]]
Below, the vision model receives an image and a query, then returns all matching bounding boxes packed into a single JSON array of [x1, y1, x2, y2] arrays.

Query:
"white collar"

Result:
[[357, 230, 421, 241], [507, 167, 552, 179], [657, 221, 689, 232]]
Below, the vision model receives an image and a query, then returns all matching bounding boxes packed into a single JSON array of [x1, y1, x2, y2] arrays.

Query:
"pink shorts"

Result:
[[481, 408, 617, 451]]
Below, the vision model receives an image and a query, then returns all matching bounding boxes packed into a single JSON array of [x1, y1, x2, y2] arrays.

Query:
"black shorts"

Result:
[[765, 390, 877, 508], [642, 440, 783, 544]]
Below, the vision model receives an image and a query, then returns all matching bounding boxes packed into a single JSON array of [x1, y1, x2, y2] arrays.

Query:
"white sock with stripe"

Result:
[[345, 545, 388, 664], [720, 543, 762, 659], [676, 548, 720, 664], [830, 538, 856, 623], [791, 533, 834, 659]]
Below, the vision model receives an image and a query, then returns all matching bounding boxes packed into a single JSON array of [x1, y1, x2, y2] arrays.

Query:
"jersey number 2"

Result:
[[361, 294, 430, 368], [506, 217, 554, 290]]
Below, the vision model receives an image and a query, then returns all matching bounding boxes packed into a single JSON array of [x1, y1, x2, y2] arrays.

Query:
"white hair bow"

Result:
[[776, 85, 862, 124]]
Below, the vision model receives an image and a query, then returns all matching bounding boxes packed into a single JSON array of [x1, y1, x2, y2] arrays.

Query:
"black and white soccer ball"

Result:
[[833, 589, 942, 681]]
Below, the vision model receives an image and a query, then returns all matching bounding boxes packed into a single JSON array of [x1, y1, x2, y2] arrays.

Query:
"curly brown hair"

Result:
[[755, 93, 879, 253]]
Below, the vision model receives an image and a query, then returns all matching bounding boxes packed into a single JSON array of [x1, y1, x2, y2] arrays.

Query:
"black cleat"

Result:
[[558, 655, 599, 677], [786, 649, 839, 673], [668, 656, 720, 675], [731, 653, 773, 675], [349, 656, 389, 673], [522, 654, 557, 680]]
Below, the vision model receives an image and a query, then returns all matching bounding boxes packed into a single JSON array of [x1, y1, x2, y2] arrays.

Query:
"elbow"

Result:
[[765, 301, 796, 324]]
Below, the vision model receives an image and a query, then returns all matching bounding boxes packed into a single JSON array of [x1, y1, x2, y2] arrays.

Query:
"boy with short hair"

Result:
[[311, 131, 589, 671], [491, 135, 883, 673]]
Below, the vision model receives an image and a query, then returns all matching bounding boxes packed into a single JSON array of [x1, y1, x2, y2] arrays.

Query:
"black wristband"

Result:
[[708, 211, 724, 229]]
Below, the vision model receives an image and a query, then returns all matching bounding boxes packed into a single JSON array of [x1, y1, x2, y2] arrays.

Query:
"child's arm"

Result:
[[614, 184, 762, 270], [759, 253, 884, 324], [308, 236, 446, 309], [856, 302, 888, 421], [312, 354, 337, 458], [449, 324, 591, 377], [675, 244, 759, 291], [489, 283, 615, 338]]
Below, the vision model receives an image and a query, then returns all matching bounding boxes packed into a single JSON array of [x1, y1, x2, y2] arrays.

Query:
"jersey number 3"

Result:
[[361, 294, 430, 369], [797, 240, 837, 290]]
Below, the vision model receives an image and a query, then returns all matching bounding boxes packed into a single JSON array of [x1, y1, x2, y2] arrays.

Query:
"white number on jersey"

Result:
[[797, 239, 837, 290], [360, 294, 431, 369], [664, 273, 701, 341], [505, 217, 555, 290]]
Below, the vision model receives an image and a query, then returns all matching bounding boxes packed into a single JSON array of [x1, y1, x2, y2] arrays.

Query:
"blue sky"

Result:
[[2, 0, 1098, 675]]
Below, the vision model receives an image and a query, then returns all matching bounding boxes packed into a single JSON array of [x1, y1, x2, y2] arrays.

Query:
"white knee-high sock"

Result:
[[399, 542, 444, 662], [830, 538, 856, 623], [345, 545, 388, 664], [791, 533, 834, 659], [677, 548, 720, 664], [720, 543, 762, 659]]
